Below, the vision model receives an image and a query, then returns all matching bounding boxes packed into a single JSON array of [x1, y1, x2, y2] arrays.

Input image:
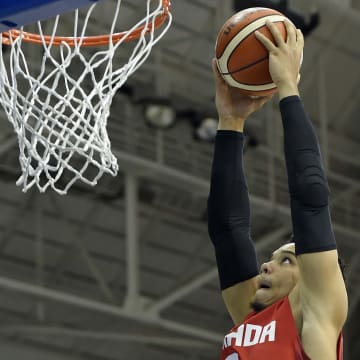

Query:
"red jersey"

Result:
[[221, 296, 343, 360]]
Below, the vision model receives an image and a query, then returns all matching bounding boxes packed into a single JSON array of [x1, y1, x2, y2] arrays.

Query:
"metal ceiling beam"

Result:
[[0, 339, 87, 360], [124, 173, 141, 310], [146, 225, 291, 314], [48, 196, 117, 304], [115, 144, 359, 206], [34, 193, 45, 322], [114, 150, 210, 195], [0, 152, 358, 245], [0, 194, 34, 255], [146, 267, 218, 315], [0, 326, 214, 349], [0, 276, 223, 342]]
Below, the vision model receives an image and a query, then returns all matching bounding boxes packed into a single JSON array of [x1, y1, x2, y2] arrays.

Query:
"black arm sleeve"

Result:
[[280, 96, 336, 255], [208, 130, 259, 290]]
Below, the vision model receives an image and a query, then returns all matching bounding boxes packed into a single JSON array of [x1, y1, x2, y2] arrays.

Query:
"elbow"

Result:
[[293, 175, 330, 208], [291, 152, 330, 208], [208, 215, 250, 246]]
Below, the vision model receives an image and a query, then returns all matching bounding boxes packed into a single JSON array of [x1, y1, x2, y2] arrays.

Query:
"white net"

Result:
[[0, 0, 172, 194]]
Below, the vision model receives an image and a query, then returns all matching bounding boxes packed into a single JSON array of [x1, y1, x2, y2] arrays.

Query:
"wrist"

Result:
[[277, 83, 299, 101], [218, 116, 246, 132]]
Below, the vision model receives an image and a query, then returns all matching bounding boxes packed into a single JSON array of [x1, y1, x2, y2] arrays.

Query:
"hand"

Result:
[[212, 59, 272, 132], [255, 20, 304, 100]]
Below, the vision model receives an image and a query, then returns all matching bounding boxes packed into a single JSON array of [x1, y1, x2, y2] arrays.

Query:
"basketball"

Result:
[[215, 7, 289, 97]]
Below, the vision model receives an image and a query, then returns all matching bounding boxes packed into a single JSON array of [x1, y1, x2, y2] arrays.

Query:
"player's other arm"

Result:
[[257, 21, 347, 332], [280, 96, 348, 331], [208, 60, 271, 324]]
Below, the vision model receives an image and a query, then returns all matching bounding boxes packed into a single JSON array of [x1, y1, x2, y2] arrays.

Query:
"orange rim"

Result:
[[1, 0, 171, 47]]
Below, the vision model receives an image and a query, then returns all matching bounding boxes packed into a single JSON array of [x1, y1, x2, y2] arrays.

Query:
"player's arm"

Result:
[[279, 96, 348, 331], [208, 60, 271, 324], [257, 21, 347, 332], [207, 128, 259, 324]]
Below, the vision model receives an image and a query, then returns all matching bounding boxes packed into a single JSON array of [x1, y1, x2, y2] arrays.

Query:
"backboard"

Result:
[[0, 0, 100, 32]]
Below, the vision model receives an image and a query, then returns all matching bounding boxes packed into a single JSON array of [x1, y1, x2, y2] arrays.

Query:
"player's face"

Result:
[[251, 243, 299, 311]]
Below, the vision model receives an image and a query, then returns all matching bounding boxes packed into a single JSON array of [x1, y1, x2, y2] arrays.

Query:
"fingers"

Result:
[[255, 20, 286, 50], [256, 20, 301, 50], [212, 58, 226, 87], [255, 29, 277, 52], [266, 21, 284, 47], [284, 19, 297, 47], [211, 58, 218, 76], [296, 28, 304, 49]]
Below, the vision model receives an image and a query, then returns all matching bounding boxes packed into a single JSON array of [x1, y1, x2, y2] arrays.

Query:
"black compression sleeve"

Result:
[[280, 96, 336, 254], [208, 130, 259, 290]]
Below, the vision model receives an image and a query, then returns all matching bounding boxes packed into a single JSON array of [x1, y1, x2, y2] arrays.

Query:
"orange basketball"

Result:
[[215, 7, 289, 97]]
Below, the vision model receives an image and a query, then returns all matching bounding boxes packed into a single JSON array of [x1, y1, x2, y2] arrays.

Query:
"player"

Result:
[[207, 19, 348, 359]]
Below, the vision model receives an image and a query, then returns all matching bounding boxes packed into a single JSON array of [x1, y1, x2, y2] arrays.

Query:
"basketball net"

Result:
[[0, 0, 172, 194]]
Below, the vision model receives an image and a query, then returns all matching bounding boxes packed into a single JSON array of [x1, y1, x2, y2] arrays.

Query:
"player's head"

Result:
[[250, 242, 299, 311], [250, 242, 346, 312]]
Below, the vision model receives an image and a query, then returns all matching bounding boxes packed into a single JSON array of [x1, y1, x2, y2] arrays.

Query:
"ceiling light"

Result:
[[194, 117, 218, 142], [141, 98, 176, 129]]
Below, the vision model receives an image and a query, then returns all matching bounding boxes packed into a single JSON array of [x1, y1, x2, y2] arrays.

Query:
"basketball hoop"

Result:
[[0, 0, 172, 194]]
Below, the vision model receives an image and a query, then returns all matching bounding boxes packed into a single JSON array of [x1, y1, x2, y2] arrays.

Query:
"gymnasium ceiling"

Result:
[[0, 0, 359, 359]]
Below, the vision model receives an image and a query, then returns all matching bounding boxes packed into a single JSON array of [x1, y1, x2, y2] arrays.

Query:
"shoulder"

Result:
[[288, 250, 347, 359], [222, 275, 259, 325], [297, 250, 348, 331]]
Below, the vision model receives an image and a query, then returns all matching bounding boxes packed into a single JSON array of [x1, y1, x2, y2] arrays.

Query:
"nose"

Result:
[[260, 261, 273, 274]]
